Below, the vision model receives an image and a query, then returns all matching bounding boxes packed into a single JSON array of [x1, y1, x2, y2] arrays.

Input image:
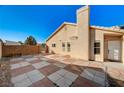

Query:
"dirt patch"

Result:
[[0, 58, 13, 87]]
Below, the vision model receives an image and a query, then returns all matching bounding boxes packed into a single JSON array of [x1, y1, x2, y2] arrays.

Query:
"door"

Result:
[[108, 41, 121, 61]]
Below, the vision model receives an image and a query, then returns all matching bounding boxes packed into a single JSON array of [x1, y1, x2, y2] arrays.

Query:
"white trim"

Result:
[[90, 25, 124, 34]]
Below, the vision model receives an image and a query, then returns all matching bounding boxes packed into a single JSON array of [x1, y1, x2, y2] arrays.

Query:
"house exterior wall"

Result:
[[122, 35, 124, 64], [46, 24, 78, 58], [94, 29, 104, 61], [76, 6, 90, 60], [90, 28, 123, 62], [46, 6, 124, 63], [46, 6, 90, 59], [89, 29, 95, 61]]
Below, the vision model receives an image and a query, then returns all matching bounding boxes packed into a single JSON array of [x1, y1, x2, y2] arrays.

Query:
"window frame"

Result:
[[62, 42, 65, 51], [52, 43, 56, 47], [94, 41, 100, 54], [67, 42, 71, 52]]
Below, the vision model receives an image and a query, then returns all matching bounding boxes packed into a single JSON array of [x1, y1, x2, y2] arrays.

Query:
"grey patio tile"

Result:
[[84, 69, 95, 78], [56, 69, 69, 76], [95, 71, 105, 79], [32, 63, 42, 69], [54, 63, 67, 68], [41, 61, 50, 65], [48, 73, 62, 83], [55, 77, 72, 87], [86, 68, 96, 75], [11, 73, 28, 84], [80, 72, 93, 81], [14, 78, 32, 87], [64, 72, 78, 81], [48, 69, 78, 87], [11, 63, 21, 70], [40, 58, 49, 61], [25, 58, 38, 62], [32, 61, 50, 69], [26, 70, 40, 76], [10, 58, 24, 62], [20, 62, 30, 67], [26, 70, 45, 83], [11, 62, 30, 70], [93, 75, 105, 86], [80, 69, 95, 81]]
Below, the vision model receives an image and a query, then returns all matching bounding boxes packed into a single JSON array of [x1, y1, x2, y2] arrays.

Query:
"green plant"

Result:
[[24, 36, 37, 45], [18, 41, 23, 45]]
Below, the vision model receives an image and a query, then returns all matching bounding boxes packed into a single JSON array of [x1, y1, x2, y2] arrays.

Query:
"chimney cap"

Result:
[[77, 5, 89, 14]]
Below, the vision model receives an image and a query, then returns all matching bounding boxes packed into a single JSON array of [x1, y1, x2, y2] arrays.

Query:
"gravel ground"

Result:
[[0, 58, 13, 87]]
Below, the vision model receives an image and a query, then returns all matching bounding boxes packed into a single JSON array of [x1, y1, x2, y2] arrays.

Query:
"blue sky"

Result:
[[0, 5, 124, 43]]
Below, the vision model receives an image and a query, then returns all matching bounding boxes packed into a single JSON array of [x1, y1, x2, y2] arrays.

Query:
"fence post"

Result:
[[0, 42, 2, 59], [38, 45, 41, 53]]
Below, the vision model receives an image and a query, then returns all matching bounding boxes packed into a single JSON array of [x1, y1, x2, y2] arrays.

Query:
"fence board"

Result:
[[2, 45, 41, 57]]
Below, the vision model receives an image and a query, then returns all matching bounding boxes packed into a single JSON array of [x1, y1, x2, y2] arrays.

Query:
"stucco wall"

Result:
[[46, 6, 90, 59], [95, 29, 104, 61], [89, 29, 95, 60], [46, 6, 124, 62], [76, 6, 90, 60], [91, 28, 123, 62], [46, 24, 78, 57], [122, 35, 124, 64]]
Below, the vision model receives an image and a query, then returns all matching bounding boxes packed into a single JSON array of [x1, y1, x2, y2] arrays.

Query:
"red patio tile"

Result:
[[72, 76, 101, 87], [29, 59, 41, 64], [64, 65, 83, 75], [11, 65, 35, 77], [30, 78, 56, 87], [47, 59, 60, 64], [39, 65, 60, 76], [10, 61, 22, 65]]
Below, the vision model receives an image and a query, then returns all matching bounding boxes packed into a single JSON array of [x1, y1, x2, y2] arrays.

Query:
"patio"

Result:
[[8, 54, 124, 87]]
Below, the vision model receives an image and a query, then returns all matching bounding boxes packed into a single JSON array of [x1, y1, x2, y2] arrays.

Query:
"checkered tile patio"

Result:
[[9, 54, 124, 87]]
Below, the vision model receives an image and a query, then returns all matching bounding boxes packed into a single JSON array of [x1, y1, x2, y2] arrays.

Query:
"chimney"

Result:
[[76, 6, 90, 60]]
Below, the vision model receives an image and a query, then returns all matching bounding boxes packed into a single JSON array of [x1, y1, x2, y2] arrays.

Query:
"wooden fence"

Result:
[[2, 45, 41, 57]]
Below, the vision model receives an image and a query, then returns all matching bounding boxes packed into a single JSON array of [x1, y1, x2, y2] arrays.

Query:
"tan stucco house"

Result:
[[46, 6, 124, 63]]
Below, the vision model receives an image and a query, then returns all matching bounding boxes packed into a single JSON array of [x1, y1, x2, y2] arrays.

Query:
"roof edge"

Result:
[[46, 22, 76, 42], [90, 25, 124, 33]]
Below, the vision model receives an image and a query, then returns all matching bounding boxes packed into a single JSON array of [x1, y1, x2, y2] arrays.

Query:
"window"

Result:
[[52, 43, 56, 47], [94, 41, 100, 54], [67, 42, 71, 52], [62, 43, 65, 51]]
